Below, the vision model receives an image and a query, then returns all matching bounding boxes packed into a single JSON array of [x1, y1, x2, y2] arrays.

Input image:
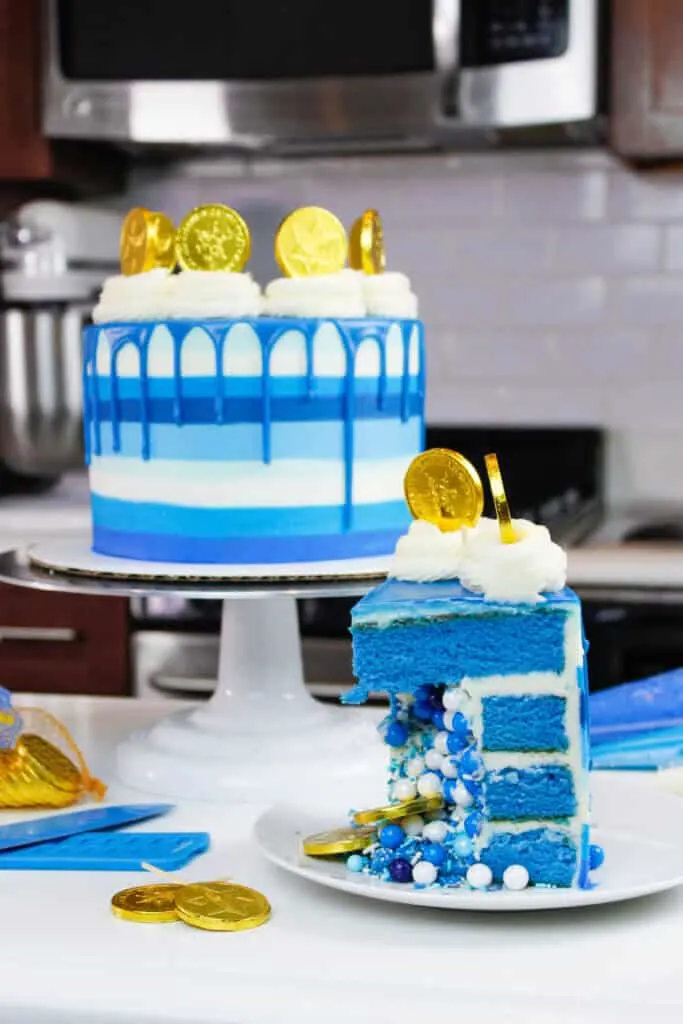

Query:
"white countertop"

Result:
[[2, 479, 683, 591], [1, 694, 683, 1024]]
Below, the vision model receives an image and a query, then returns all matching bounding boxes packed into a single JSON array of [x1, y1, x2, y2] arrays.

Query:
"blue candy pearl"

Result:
[[452, 833, 473, 858], [385, 721, 409, 747], [464, 811, 484, 837], [432, 711, 445, 730], [370, 849, 393, 873], [346, 854, 366, 873], [413, 700, 434, 722], [459, 749, 481, 777], [449, 712, 469, 740], [421, 842, 447, 866], [462, 776, 483, 797], [446, 732, 468, 755], [589, 843, 605, 870], [389, 857, 413, 883], [379, 823, 405, 849], [442, 778, 460, 803]]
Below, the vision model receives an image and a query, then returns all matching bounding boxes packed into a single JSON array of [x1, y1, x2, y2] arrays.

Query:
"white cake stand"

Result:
[[0, 542, 387, 802]]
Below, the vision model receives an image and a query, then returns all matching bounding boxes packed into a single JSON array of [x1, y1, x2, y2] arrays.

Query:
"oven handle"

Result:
[[433, 0, 460, 117], [0, 626, 78, 643]]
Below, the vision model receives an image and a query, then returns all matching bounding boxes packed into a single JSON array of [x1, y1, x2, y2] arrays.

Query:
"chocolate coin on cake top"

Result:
[[176, 204, 251, 273], [404, 448, 484, 532], [349, 209, 385, 275], [275, 206, 348, 278]]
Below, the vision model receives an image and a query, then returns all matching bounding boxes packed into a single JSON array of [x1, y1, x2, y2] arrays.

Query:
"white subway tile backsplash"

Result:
[[607, 276, 683, 325], [663, 226, 683, 270], [427, 383, 603, 425], [501, 170, 608, 223], [426, 276, 605, 329], [550, 225, 661, 274], [393, 226, 552, 277], [608, 171, 683, 222]]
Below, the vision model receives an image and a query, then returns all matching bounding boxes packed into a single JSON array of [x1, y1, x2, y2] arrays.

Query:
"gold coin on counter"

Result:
[[352, 794, 443, 827], [120, 207, 176, 276], [111, 883, 184, 924], [15, 734, 81, 794], [349, 209, 385, 274], [275, 206, 347, 278], [176, 204, 251, 272], [174, 882, 270, 932], [484, 452, 518, 544], [404, 448, 484, 533], [302, 825, 377, 856]]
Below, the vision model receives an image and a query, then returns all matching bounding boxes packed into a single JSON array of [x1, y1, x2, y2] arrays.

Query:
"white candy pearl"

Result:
[[393, 778, 417, 802], [424, 749, 444, 771], [417, 772, 442, 797], [402, 814, 425, 836], [443, 689, 462, 711], [440, 756, 459, 779], [453, 783, 474, 808], [442, 710, 457, 731], [502, 864, 530, 891], [413, 861, 438, 886], [434, 731, 450, 755], [422, 820, 448, 843], [406, 756, 425, 777], [466, 863, 493, 889]]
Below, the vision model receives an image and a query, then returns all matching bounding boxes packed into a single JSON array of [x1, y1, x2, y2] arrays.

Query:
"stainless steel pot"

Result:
[[0, 305, 87, 476]]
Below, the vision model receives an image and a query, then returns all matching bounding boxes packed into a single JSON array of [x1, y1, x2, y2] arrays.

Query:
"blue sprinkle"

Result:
[[462, 776, 483, 797], [389, 857, 413, 883], [385, 721, 409, 747], [346, 854, 366, 873], [459, 748, 482, 777], [432, 711, 445, 730], [421, 842, 447, 866], [379, 823, 405, 849], [447, 732, 468, 755], [370, 849, 393, 873], [452, 833, 473, 858], [464, 811, 484, 838], [589, 843, 605, 870], [413, 700, 434, 722]]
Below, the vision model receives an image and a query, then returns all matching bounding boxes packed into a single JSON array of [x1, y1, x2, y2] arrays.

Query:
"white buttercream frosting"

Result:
[[362, 271, 418, 318], [390, 516, 567, 602], [262, 270, 366, 318], [92, 269, 172, 323], [165, 270, 262, 318]]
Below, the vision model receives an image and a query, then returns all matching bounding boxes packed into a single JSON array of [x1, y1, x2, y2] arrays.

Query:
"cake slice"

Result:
[[346, 484, 602, 891]]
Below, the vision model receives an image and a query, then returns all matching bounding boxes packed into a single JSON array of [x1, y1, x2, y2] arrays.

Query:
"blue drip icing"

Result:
[[84, 317, 422, 533]]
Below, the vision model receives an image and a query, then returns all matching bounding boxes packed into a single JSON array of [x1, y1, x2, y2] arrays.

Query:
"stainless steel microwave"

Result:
[[43, 0, 600, 152]]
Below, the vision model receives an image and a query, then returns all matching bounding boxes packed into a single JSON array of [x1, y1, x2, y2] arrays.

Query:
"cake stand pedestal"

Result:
[[0, 546, 385, 801]]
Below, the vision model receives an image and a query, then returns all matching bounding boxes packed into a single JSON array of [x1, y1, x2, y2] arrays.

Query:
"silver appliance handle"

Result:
[[0, 627, 78, 643], [432, 0, 460, 117]]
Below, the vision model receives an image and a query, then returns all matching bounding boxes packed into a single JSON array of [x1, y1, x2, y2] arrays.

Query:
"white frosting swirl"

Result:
[[390, 516, 567, 602], [92, 269, 171, 323], [363, 271, 418, 318], [165, 271, 262, 318], [263, 270, 366, 318]]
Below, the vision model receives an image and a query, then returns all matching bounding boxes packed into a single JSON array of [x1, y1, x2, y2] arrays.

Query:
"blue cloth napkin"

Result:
[[590, 669, 683, 769]]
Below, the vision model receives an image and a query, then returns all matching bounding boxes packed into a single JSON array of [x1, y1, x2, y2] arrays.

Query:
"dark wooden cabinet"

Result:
[[0, 0, 124, 202], [610, 0, 683, 160], [0, 583, 130, 696]]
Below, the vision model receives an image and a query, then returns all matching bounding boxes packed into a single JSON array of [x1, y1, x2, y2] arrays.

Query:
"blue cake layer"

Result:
[[480, 828, 578, 886], [482, 695, 568, 752], [485, 765, 576, 819], [347, 581, 578, 702]]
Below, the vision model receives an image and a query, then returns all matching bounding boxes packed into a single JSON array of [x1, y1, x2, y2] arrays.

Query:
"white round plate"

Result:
[[254, 773, 683, 911], [28, 538, 390, 582]]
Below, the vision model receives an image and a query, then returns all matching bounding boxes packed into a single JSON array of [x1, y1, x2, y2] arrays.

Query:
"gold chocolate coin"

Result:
[[275, 206, 347, 278], [15, 734, 81, 794], [146, 211, 176, 269], [176, 204, 250, 272], [404, 449, 484, 532], [353, 794, 444, 827], [349, 209, 385, 274], [111, 883, 184, 924], [302, 825, 377, 857], [174, 882, 270, 933], [120, 207, 176, 276], [485, 452, 518, 544]]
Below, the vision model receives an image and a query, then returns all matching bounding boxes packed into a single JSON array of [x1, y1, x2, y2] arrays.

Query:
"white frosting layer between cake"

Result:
[[390, 517, 567, 601]]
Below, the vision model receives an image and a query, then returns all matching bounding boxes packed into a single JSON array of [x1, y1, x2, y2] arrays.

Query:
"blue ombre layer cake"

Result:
[[346, 519, 600, 890], [83, 316, 425, 564]]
